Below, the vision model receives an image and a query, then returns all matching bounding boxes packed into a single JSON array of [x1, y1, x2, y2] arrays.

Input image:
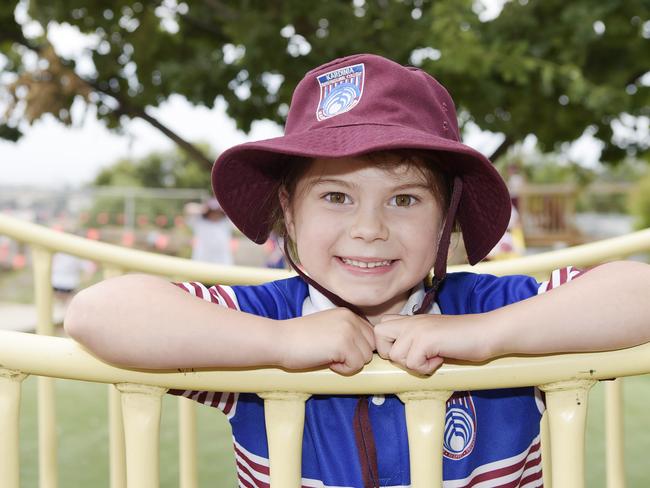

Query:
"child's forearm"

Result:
[[64, 274, 283, 369], [489, 261, 650, 357]]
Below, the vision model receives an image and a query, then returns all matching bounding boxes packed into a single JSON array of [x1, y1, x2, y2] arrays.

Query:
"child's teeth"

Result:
[[343, 258, 391, 268]]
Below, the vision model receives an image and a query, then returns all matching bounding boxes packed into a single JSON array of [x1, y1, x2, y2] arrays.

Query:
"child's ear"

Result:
[[278, 186, 296, 241]]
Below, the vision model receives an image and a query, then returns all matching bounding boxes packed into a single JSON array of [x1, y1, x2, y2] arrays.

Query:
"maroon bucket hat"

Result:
[[212, 53, 510, 265]]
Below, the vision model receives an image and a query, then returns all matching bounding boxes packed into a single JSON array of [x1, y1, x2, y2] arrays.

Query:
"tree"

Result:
[[1, 0, 648, 169], [87, 145, 213, 230], [94, 143, 213, 189]]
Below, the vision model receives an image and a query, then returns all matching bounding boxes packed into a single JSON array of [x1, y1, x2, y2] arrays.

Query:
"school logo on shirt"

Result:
[[316, 63, 365, 121], [443, 392, 477, 460]]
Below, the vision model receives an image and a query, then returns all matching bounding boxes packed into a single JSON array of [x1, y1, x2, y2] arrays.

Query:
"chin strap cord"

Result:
[[283, 240, 369, 320], [414, 176, 463, 315]]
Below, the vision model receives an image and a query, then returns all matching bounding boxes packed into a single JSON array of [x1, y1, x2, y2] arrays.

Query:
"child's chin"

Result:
[[340, 292, 392, 310]]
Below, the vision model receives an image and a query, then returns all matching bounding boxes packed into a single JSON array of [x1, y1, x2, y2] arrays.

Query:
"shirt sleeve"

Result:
[[536, 266, 585, 294], [167, 281, 240, 420], [468, 265, 585, 313]]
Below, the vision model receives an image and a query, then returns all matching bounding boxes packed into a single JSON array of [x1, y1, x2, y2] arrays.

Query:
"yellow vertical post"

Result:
[[117, 383, 167, 488], [32, 246, 58, 488], [540, 380, 595, 488], [605, 379, 626, 488], [259, 392, 311, 488], [169, 275, 199, 488], [397, 390, 452, 488], [540, 411, 552, 488], [103, 266, 127, 488], [178, 396, 198, 488], [109, 385, 127, 488], [0, 368, 27, 488]]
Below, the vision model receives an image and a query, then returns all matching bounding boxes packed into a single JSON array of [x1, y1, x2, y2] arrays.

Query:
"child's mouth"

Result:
[[338, 257, 395, 269]]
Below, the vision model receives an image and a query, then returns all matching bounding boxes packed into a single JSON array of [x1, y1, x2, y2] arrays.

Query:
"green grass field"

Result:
[[17, 376, 650, 487]]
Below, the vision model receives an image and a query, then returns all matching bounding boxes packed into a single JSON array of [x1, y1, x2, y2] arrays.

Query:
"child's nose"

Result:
[[349, 207, 389, 241]]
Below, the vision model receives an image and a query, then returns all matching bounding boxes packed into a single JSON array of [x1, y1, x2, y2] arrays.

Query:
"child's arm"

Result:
[[64, 274, 374, 374], [374, 261, 650, 375]]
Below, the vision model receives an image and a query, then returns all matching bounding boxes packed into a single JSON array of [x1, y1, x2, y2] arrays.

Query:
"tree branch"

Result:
[[122, 104, 214, 170], [488, 134, 513, 163]]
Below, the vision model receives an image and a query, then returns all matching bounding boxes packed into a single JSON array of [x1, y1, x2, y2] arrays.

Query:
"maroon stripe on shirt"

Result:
[[222, 393, 236, 415], [496, 453, 542, 488], [209, 392, 224, 408], [234, 443, 271, 475], [517, 468, 543, 487], [188, 282, 204, 299], [195, 390, 208, 404], [236, 458, 269, 488], [461, 442, 541, 488], [560, 268, 569, 285], [214, 284, 237, 309]]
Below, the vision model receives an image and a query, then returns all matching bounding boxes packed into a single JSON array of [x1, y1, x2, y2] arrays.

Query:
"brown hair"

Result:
[[268, 150, 457, 264]]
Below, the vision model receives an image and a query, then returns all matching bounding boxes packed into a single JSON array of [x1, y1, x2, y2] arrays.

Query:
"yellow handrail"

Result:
[[1, 329, 649, 393], [2, 211, 650, 280]]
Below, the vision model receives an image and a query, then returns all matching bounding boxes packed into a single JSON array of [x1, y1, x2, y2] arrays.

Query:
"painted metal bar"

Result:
[[605, 379, 626, 488], [109, 385, 127, 488], [32, 246, 58, 488], [117, 383, 167, 488], [178, 396, 198, 488], [540, 380, 596, 488], [260, 392, 311, 488], [0, 368, 28, 488], [4, 329, 650, 394], [102, 266, 127, 488], [3, 214, 650, 285], [540, 411, 552, 488], [397, 390, 452, 488], [0, 213, 290, 285]]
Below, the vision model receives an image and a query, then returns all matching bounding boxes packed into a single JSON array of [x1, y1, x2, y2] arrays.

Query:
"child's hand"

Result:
[[374, 314, 495, 375], [280, 308, 376, 375]]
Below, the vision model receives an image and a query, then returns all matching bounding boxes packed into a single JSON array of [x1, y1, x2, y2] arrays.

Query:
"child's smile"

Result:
[[281, 155, 444, 321]]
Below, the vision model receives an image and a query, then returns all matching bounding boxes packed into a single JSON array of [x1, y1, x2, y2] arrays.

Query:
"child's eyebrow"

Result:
[[390, 182, 433, 193], [309, 178, 355, 189]]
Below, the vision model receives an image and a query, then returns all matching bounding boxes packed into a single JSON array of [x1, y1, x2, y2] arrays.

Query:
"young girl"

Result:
[[65, 54, 650, 488]]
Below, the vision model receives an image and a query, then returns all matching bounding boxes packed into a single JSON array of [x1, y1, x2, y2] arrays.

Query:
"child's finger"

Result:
[[373, 320, 401, 359], [353, 335, 374, 364], [407, 355, 444, 376], [374, 334, 395, 359], [357, 317, 376, 350], [330, 346, 366, 375], [379, 314, 402, 323], [388, 334, 412, 367]]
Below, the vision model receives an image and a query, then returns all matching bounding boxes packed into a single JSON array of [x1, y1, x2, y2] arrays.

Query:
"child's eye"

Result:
[[390, 194, 417, 207], [324, 192, 350, 204]]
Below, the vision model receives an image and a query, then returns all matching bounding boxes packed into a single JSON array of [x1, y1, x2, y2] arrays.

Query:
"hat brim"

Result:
[[213, 124, 510, 265]]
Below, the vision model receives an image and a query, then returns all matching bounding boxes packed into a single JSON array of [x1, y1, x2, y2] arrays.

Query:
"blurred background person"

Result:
[[184, 198, 234, 265]]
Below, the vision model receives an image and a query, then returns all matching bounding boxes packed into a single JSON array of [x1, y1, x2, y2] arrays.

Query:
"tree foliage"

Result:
[[93, 144, 213, 189], [1, 0, 648, 168]]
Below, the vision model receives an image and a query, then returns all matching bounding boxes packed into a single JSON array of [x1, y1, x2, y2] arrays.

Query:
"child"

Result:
[[65, 54, 650, 488]]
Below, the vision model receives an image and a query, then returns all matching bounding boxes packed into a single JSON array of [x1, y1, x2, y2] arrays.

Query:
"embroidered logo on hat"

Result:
[[316, 63, 365, 121]]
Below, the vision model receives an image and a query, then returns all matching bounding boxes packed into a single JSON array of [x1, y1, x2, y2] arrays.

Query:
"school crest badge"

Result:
[[316, 63, 365, 121], [443, 392, 477, 460]]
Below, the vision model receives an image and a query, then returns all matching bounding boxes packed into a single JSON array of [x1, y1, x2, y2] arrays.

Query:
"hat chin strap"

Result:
[[283, 240, 369, 320], [414, 176, 463, 315], [282, 176, 463, 319]]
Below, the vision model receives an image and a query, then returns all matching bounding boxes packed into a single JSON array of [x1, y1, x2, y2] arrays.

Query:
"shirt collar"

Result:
[[302, 281, 440, 317]]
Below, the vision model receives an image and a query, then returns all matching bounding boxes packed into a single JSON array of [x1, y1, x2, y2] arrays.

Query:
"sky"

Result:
[[0, 95, 285, 187], [0, 2, 603, 188]]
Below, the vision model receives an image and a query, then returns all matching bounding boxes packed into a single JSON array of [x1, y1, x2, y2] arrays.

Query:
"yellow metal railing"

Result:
[[1, 212, 650, 488]]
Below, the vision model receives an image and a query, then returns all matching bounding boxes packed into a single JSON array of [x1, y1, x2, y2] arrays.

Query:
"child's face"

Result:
[[281, 156, 443, 318]]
